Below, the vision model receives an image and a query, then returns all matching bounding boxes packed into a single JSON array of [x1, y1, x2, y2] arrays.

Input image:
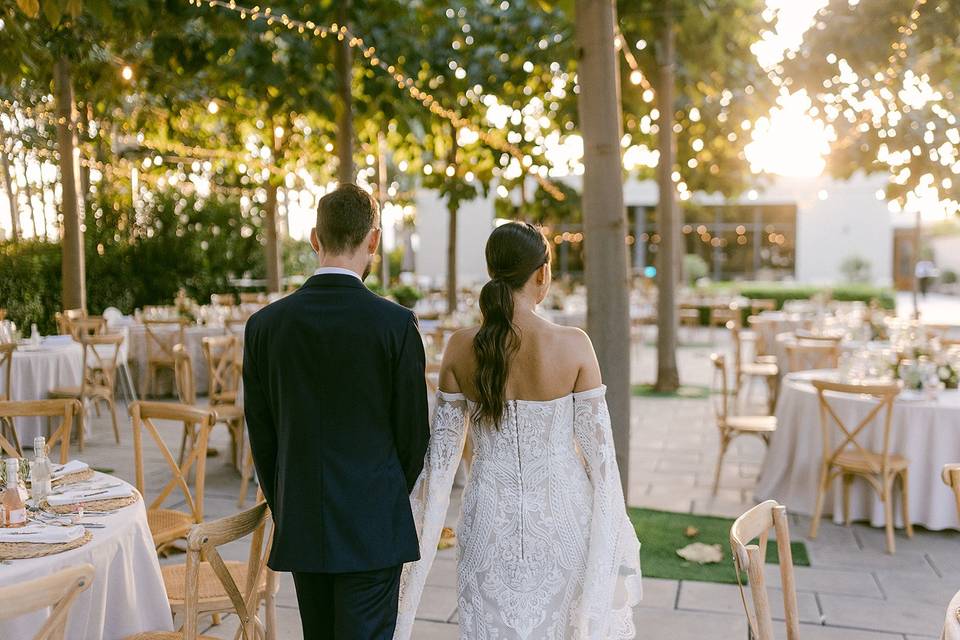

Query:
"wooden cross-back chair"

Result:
[[126, 501, 277, 640], [730, 500, 800, 640], [808, 379, 910, 553], [0, 342, 15, 450], [0, 563, 95, 640], [727, 321, 779, 413], [56, 308, 87, 335], [202, 335, 245, 465], [209, 293, 236, 307], [65, 316, 106, 341], [709, 354, 777, 495], [130, 400, 216, 553], [238, 292, 266, 305], [941, 464, 960, 526], [785, 338, 841, 373], [50, 334, 124, 448], [143, 318, 188, 397], [0, 399, 81, 464]]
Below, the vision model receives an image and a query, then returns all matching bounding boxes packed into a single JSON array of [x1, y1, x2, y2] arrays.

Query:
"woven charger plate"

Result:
[[52, 468, 95, 486], [0, 530, 93, 560], [41, 492, 140, 514]]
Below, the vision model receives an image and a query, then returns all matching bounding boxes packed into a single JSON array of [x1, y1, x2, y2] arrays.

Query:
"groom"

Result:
[[243, 183, 430, 639]]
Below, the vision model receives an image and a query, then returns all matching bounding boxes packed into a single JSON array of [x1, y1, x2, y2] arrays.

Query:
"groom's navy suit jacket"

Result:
[[243, 273, 430, 573]]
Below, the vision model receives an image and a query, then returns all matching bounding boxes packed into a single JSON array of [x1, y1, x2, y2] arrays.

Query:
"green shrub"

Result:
[[683, 254, 709, 285], [389, 284, 423, 309]]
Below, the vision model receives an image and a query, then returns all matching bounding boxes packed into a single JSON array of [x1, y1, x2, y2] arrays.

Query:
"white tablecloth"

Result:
[[2, 338, 83, 443], [756, 370, 960, 531], [0, 472, 173, 639], [750, 312, 809, 355], [126, 323, 235, 396]]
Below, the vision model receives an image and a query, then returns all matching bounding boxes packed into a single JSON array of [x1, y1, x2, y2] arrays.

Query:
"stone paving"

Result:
[[63, 322, 958, 639]]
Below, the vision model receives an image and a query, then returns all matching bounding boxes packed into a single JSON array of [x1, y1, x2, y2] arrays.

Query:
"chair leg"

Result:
[[883, 476, 896, 554], [238, 447, 253, 508], [108, 397, 121, 444], [77, 409, 85, 452], [177, 424, 191, 468], [809, 465, 830, 539], [265, 573, 278, 640], [712, 433, 730, 496], [842, 473, 853, 526], [900, 469, 914, 538]]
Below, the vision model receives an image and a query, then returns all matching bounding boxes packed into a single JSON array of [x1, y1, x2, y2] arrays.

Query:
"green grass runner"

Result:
[[628, 507, 810, 584]]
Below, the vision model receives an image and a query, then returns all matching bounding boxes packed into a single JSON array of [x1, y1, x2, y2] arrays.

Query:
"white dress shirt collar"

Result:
[[313, 266, 362, 281]]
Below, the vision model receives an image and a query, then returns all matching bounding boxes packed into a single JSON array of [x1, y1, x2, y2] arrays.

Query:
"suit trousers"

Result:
[[292, 565, 403, 640]]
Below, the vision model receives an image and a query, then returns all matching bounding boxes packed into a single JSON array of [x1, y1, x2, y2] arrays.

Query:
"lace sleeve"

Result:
[[572, 386, 643, 639], [394, 391, 469, 639]]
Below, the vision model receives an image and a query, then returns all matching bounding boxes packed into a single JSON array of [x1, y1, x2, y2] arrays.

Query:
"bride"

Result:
[[395, 222, 642, 639]]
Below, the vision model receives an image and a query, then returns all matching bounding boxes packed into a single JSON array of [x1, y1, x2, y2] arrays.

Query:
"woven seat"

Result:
[[834, 450, 909, 473], [162, 560, 266, 605], [726, 415, 778, 432], [148, 509, 195, 546]]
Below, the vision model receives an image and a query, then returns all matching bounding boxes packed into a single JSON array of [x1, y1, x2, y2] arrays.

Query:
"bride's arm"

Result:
[[571, 334, 643, 638], [394, 344, 469, 639]]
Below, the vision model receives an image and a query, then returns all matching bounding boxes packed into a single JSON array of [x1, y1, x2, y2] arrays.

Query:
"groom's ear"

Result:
[[367, 227, 381, 255], [310, 228, 320, 255]]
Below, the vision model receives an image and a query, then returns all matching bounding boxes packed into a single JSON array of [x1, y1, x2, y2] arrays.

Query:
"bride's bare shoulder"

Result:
[[545, 324, 601, 390]]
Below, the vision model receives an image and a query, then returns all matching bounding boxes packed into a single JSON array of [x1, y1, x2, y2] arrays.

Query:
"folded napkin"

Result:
[[51, 460, 90, 478], [0, 523, 85, 544], [47, 484, 133, 506]]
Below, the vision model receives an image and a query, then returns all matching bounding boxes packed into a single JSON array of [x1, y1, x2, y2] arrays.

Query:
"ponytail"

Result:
[[471, 222, 550, 427], [472, 279, 519, 427]]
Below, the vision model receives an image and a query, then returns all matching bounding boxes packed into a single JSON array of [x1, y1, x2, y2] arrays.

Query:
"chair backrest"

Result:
[[811, 379, 901, 476], [129, 401, 215, 525], [80, 334, 124, 395], [66, 317, 106, 341], [0, 563, 95, 640], [942, 464, 960, 524], [710, 353, 730, 423], [180, 502, 273, 640], [730, 500, 800, 640], [238, 292, 266, 304], [0, 399, 81, 464], [726, 321, 745, 377], [786, 339, 840, 372], [173, 344, 197, 405], [143, 318, 188, 363], [63, 308, 86, 322], [202, 335, 240, 400], [210, 293, 236, 306], [0, 342, 14, 401]]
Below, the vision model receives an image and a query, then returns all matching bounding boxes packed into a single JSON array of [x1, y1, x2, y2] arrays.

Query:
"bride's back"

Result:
[[440, 310, 600, 405]]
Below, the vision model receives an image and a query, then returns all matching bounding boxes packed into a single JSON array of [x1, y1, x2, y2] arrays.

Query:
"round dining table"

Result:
[[755, 369, 960, 531], [2, 336, 83, 444], [0, 472, 173, 639]]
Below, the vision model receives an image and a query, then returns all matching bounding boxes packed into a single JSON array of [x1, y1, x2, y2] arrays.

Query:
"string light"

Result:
[[188, 0, 565, 201]]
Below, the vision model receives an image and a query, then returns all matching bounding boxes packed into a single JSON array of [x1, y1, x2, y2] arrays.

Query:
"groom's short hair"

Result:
[[315, 184, 380, 255]]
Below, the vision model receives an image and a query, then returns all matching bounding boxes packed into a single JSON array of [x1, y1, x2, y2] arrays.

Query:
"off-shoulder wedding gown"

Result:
[[395, 386, 642, 639]]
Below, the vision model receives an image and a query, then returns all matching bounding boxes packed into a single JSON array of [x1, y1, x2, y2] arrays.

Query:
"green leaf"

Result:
[[42, 0, 63, 26], [15, 0, 40, 18]]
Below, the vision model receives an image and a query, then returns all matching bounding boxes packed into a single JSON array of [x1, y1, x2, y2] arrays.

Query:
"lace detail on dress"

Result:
[[395, 387, 642, 640]]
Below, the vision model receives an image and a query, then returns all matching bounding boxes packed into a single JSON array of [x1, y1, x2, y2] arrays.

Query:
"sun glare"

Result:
[[745, 90, 833, 177]]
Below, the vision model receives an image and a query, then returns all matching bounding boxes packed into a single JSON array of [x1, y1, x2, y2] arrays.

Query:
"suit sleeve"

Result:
[[392, 313, 430, 493], [243, 322, 279, 509]]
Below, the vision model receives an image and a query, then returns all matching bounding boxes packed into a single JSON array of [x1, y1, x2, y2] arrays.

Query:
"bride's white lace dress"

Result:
[[395, 385, 642, 639]]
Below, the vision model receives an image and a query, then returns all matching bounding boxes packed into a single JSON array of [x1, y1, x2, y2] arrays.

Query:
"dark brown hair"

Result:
[[472, 222, 550, 427], [315, 184, 380, 255]]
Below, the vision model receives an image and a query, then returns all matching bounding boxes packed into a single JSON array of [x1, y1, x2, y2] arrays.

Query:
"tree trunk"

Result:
[[264, 182, 282, 293], [445, 133, 459, 315], [0, 126, 18, 242], [575, 0, 632, 492], [334, 0, 355, 184], [79, 104, 92, 203], [55, 57, 86, 311], [263, 125, 283, 293], [38, 173, 49, 240], [377, 131, 390, 288], [20, 151, 39, 239], [654, 4, 680, 392]]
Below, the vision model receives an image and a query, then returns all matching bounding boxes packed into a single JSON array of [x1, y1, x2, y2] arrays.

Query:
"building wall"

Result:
[[412, 172, 896, 286], [413, 189, 496, 288]]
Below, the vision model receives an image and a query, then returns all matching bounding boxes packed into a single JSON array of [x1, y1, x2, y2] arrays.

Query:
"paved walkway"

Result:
[[64, 328, 957, 639]]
